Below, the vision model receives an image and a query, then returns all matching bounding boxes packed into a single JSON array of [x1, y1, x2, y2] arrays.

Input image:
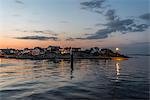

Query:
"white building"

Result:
[[22, 48, 31, 54], [31, 48, 40, 56]]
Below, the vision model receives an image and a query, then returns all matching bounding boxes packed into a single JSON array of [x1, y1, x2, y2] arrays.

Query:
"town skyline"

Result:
[[0, 45, 129, 61]]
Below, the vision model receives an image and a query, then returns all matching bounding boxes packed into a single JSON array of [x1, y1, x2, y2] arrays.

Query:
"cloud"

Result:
[[65, 37, 75, 41], [86, 29, 111, 39], [139, 13, 150, 20], [105, 9, 118, 21], [67, 29, 111, 40], [105, 19, 134, 32], [80, 0, 150, 40], [16, 30, 58, 36], [65, 37, 89, 41], [15, 0, 24, 5], [80, 0, 107, 13], [81, 0, 106, 9], [15, 35, 59, 41], [33, 30, 58, 36], [85, 19, 149, 39], [69, 21, 149, 40]]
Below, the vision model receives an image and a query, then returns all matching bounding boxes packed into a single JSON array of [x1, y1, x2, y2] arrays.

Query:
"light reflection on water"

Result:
[[116, 62, 120, 80], [0, 57, 149, 100]]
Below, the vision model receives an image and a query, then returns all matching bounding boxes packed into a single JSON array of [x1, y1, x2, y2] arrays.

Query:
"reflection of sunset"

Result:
[[0, 58, 69, 88], [0, 64, 34, 88], [112, 57, 128, 61], [0, 66, 33, 77]]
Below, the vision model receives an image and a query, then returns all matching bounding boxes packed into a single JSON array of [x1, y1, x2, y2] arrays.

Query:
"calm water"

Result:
[[0, 56, 149, 100]]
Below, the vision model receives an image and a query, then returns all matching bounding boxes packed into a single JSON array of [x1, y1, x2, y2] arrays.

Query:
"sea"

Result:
[[0, 56, 149, 100]]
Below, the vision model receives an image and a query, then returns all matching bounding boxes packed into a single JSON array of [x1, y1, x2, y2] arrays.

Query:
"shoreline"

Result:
[[0, 55, 129, 60]]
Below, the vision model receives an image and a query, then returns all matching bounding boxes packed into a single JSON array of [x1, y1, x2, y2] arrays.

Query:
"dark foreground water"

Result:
[[0, 56, 149, 100]]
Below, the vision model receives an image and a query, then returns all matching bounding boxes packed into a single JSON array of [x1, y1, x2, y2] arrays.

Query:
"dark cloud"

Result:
[[80, 0, 150, 40], [105, 9, 118, 21], [75, 37, 87, 40], [81, 0, 105, 9], [80, 0, 107, 13], [139, 13, 150, 20], [65, 37, 88, 41], [105, 19, 134, 32], [16, 30, 58, 36], [15, 0, 24, 4], [15, 36, 59, 41], [69, 29, 111, 40], [86, 29, 111, 39], [65, 37, 75, 41], [85, 19, 149, 39], [33, 30, 58, 36]]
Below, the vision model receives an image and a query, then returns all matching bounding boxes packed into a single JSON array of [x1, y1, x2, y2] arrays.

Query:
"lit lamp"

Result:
[[116, 48, 119, 51], [116, 48, 120, 56]]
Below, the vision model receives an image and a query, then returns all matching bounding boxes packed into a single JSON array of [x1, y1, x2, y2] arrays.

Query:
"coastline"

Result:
[[0, 55, 129, 60], [0, 47, 129, 60]]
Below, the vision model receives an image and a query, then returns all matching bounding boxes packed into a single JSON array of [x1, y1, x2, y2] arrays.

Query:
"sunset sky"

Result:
[[0, 0, 149, 53]]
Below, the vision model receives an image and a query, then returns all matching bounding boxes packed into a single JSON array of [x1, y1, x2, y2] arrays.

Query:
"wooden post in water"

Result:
[[70, 48, 74, 79], [70, 48, 73, 67]]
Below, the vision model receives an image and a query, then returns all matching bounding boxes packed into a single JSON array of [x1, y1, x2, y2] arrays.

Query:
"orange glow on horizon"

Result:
[[0, 37, 123, 49], [0, 38, 59, 49]]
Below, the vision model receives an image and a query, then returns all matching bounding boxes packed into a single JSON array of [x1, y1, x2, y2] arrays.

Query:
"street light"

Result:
[[116, 48, 120, 56], [116, 48, 120, 51]]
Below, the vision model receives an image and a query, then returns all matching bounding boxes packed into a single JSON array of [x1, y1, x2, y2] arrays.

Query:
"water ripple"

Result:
[[0, 57, 149, 100]]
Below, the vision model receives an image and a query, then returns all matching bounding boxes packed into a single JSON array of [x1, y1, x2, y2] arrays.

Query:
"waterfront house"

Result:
[[22, 48, 32, 54], [72, 48, 81, 52], [9, 49, 16, 54], [31, 47, 45, 56], [61, 47, 82, 55], [90, 47, 100, 53], [100, 48, 116, 56], [31, 49, 40, 56], [62, 47, 71, 54], [0, 49, 16, 55], [47, 46, 60, 52]]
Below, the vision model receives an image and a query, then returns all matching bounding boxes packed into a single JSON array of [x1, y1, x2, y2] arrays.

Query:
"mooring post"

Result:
[[70, 48, 73, 68], [70, 48, 74, 79]]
